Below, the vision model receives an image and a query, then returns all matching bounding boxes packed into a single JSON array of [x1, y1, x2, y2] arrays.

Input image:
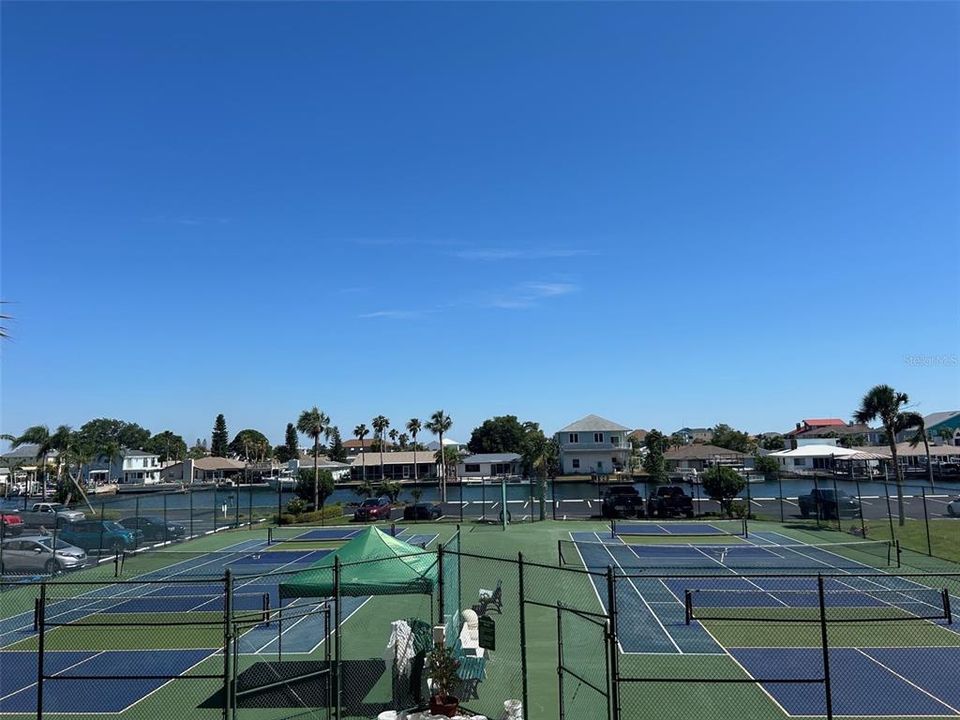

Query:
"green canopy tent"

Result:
[[278, 526, 438, 599], [278, 526, 439, 716]]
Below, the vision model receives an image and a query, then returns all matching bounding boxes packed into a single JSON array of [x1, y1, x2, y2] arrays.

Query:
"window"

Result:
[[794, 458, 806, 467], [594, 433, 603, 443], [572, 458, 580, 469], [465, 463, 481, 473], [568, 433, 579, 444], [610, 436, 620, 445]]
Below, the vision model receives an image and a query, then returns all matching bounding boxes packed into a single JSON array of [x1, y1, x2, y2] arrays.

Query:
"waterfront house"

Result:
[[555, 415, 631, 475], [673, 427, 714, 444], [457, 453, 523, 480], [162, 457, 246, 483], [664, 444, 747, 473], [894, 411, 960, 445], [84, 448, 162, 486], [344, 438, 392, 457], [349, 451, 438, 482]]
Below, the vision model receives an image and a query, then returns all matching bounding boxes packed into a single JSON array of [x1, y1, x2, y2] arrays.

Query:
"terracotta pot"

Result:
[[428, 695, 459, 717]]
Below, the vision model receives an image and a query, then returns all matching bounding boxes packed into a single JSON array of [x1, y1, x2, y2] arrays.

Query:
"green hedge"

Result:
[[276, 504, 345, 526]]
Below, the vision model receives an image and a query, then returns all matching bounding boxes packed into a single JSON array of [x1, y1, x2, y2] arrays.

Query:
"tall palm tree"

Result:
[[901, 412, 933, 485], [406, 418, 422, 481], [853, 384, 913, 526], [353, 424, 369, 483], [425, 410, 453, 501], [372, 416, 390, 481], [297, 407, 330, 510], [13, 425, 54, 499], [938, 428, 955, 445], [389, 428, 399, 447]]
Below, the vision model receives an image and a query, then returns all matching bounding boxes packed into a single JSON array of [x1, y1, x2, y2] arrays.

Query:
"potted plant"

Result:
[[427, 642, 460, 717]]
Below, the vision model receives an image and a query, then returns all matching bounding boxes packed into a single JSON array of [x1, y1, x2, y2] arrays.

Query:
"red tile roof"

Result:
[[802, 419, 845, 427]]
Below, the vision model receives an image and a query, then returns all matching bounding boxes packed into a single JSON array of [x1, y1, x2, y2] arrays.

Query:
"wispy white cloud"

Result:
[[486, 281, 579, 309], [146, 215, 230, 226], [357, 309, 424, 320], [452, 248, 593, 261]]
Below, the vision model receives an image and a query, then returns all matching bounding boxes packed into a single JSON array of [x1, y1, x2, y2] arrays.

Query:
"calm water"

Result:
[[6, 476, 955, 514]]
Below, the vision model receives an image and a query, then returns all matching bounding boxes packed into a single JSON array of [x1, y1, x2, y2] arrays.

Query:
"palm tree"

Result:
[[938, 428, 955, 445], [425, 410, 453, 501], [901, 412, 933, 485], [853, 385, 913, 525], [389, 428, 399, 448], [353, 424, 369, 483], [297, 407, 330, 510], [12, 425, 54, 499], [372, 416, 390, 481], [406, 418, 422, 481], [397, 433, 409, 450]]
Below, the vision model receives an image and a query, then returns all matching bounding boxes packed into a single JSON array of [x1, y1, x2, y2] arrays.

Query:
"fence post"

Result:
[[832, 476, 841, 533], [817, 574, 834, 720], [437, 545, 445, 623], [552, 477, 557, 521], [922, 487, 932, 556], [556, 602, 565, 720], [189, 487, 194, 538], [856, 477, 866, 538], [884, 481, 895, 544], [163, 493, 169, 544], [334, 556, 342, 720], [36, 581, 46, 720], [778, 470, 784, 523], [223, 570, 234, 720], [605, 567, 621, 720], [248, 488, 253, 529], [325, 602, 332, 720], [234, 486, 240, 528], [518, 552, 529, 716]]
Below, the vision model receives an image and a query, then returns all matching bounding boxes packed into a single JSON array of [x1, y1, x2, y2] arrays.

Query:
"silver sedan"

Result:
[[0, 536, 87, 575]]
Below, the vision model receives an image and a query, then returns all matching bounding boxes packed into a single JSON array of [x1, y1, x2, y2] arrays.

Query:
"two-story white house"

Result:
[[554, 415, 631, 475], [84, 448, 162, 486]]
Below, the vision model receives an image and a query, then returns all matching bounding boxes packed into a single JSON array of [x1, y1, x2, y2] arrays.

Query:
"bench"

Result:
[[472, 579, 502, 616]]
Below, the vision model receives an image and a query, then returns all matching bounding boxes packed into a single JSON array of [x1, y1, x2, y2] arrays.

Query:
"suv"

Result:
[[119, 516, 186, 542], [1, 511, 24, 537], [798, 488, 860, 520], [59, 520, 140, 553], [647, 486, 695, 518], [601, 485, 644, 519], [354, 497, 392, 521]]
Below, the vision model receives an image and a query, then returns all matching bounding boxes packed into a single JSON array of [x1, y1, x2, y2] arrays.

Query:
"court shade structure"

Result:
[[279, 526, 437, 598]]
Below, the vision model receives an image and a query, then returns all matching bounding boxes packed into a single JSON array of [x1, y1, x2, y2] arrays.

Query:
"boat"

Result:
[[267, 475, 297, 491]]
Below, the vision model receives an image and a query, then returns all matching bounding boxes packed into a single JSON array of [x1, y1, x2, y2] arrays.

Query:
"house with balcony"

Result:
[[349, 451, 438, 482], [84, 448, 162, 485], [554, 415, 631, 475], [457, 453, 522, 480]]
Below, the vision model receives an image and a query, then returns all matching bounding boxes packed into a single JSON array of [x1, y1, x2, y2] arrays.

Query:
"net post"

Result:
[[942, 588, 952, 623], [33, 598, 39, 632], [36, 581, 46, 720], [817, 574, 834, 720], [263, 592, 270, 625], [223, 569, 234, 720], [895, 539, 901, 568], [610, 519, 615, 539], [742, 516, 749, 539], [685, 590, 693, 625], [518, 552, 530, 717], [557, 539, 563, 566], [267, 527, 273, 546]]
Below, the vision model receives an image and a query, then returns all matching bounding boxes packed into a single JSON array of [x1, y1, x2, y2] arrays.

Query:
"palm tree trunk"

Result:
[[923, 435, 933, 485], [380, 436, 385, 482], [439, 432, 446, 502], [887, 430, 905, 526], [413, 435, 418, 482], [313, 437, 319, 510]]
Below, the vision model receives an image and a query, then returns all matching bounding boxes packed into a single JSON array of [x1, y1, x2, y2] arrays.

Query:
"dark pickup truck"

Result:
[[601, 485, 644, 519], [798, 488, 860, 520], [647, 486, 695, 518]]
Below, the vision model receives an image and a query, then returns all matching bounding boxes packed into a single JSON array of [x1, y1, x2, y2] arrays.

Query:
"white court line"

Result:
[[594, 532, 683, 654], [855, 648, 960, 715]]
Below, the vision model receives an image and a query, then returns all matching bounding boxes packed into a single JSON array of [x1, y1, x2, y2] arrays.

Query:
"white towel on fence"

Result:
[[383, 619, 416, 676]]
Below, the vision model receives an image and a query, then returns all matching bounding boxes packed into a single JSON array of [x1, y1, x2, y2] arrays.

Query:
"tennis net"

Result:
[[611, 518, 748, 538], [560, 538, 898, 572], [685, 585, 952, 624], [267, 523, 401, 544]]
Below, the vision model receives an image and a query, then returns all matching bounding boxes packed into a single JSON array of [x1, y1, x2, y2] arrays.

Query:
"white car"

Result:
[[948, 497, 960, 517], [0, 536, 87, 575]]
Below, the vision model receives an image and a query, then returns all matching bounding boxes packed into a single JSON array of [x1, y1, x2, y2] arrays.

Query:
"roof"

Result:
[[769, 444, 881, 459], [343, 439, 391, 449], [794, 423, 872, 438], [460, 453, 522, 464], [804, 419, 846, 427], [426, 438, 462, 449], [350, 451, 437, 467], [664, 444, 746, 460], [557, 414, 631, 433], [1, 444, 59, 460], [189, 457, 246, 471], [296, 457, 352, 469], [893, 442, 959, 458], [279, 527, 437, 598], [628, 429, 648, 440], [121, 448, 158, 458]]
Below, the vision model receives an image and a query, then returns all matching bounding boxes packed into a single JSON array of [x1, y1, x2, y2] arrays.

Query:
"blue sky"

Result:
[[2, 2, 958, 446]]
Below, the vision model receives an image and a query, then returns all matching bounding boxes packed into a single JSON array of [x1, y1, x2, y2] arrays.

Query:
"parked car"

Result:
[[119, 516, 186, 542], [59, 520, 140, 553], [0, 536, 87, 574], [647, 486, 695, 518], [0, 512, 24, 537], [17, 502, 85, 528], [947, 497, 960, 517], [601, 485, 644, 519], [403, 503, 442, 521], [354, 497, 392, 521], [797, 488, 860, 520]]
